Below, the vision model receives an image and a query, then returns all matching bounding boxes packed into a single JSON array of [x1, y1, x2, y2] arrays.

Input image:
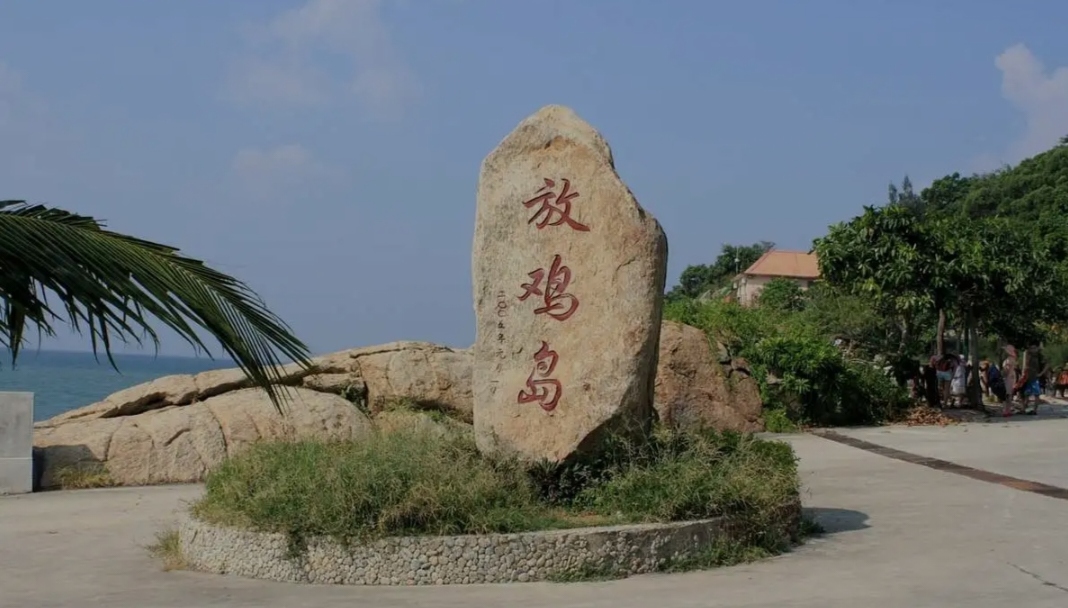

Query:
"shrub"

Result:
[[757, 278, 807, 312], [193, 428, 568, 545], [666, 298, 908, 426], [579, 428, 799, 522], [192, 424, 801, 554]]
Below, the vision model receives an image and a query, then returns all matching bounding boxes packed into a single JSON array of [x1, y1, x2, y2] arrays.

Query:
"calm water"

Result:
[[0, 350, 230, 421]]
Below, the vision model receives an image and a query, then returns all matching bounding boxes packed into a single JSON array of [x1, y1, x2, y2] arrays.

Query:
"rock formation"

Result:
[[471, 105, 669, 464], [32, 323, 765, 488], [654, 321, 764, 433], [33, 341, 472, 488]]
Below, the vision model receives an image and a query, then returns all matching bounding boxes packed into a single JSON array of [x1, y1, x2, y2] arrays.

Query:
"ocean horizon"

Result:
[[0, 349, 231, 421]]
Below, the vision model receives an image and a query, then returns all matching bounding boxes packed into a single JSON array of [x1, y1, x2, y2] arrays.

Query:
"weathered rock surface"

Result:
[[33, 341, 475, 487], [33, 387, 372, 488], [654, 321, 764, 433], [471, 105, 669, 463], [39, 341, 473, 427]]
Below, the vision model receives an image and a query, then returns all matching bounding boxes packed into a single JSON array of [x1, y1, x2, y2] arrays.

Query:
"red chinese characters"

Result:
[[517, 254, 579, 321], [523, 178, 590, 232], [517, 341, 562, 412]]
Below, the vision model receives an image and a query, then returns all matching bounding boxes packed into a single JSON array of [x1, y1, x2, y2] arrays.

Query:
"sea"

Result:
[[0, 350, 230, 421]]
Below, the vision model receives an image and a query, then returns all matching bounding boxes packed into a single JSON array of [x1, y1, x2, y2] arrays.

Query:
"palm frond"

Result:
[[0, 199, 312, 410]]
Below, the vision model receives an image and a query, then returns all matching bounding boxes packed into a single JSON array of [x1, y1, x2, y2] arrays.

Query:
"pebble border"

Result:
[[179, 508, 797, 585]]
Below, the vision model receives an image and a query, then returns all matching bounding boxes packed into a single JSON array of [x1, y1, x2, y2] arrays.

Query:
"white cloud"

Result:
[[995, 44, 1068, 161], [232, 143, 338, 197], [225, 0, 418, 117]]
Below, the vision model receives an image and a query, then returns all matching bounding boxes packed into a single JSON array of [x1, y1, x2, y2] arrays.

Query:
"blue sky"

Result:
[[2, 0, 1066, 358]]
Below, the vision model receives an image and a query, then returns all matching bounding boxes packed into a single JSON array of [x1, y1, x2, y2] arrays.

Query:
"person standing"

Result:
[[1002, 345, 1019, 416], [1055, 364, 1068, 399], [988, 361, 1007, 404], [935, 353, 957, 408], [950, 354, 968, 407], [1019, 344, 1046, 415]]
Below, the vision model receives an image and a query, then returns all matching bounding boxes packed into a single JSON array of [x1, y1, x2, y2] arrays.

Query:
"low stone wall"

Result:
[[179, 512, 786, 585]]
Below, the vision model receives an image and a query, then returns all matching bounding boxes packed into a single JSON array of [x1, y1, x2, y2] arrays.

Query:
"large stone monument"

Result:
[[472, 105, 668, 464]]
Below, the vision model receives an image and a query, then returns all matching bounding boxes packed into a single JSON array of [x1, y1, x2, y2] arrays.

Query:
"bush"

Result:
[[579, 428, 798, 523], [665, 298, 908, 427], [193, 428, 565, 544], [757, 278, 806, 312], [192, 424, 801, 551]]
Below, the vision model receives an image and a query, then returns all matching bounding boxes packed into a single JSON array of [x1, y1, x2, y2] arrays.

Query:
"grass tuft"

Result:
[[146, 528, 187, 571], [53, 463, 116, 489]]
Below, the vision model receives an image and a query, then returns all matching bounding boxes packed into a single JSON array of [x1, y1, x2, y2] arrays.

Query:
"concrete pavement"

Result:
[[2, 421, 1067, 608]]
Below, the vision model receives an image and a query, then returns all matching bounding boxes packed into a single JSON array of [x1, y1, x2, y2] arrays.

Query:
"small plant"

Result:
[[146, 528, 187, 571], [762, 407, 799, 433], [53, 463, 115, 489]]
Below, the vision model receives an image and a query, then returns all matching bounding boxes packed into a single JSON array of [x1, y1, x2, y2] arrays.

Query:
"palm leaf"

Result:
[[0, 199, 312, 410]]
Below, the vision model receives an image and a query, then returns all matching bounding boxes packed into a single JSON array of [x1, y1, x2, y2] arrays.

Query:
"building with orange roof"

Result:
[[735, 250, 820, 306]]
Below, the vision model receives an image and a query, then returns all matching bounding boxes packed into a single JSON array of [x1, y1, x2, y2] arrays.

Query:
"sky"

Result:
[[2, 0, 1067, 359]]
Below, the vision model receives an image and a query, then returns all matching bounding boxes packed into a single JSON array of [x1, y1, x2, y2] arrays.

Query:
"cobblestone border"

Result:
[[179, 506, 798, 585]]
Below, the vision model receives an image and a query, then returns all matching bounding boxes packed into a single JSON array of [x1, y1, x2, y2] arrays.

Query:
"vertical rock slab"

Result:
[[472, 105, 668, 463]]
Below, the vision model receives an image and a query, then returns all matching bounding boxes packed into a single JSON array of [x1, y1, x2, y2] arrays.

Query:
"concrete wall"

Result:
[[0, 392, 33, 495], [737, 275, 813, 307], [180, 514, 777, 585]]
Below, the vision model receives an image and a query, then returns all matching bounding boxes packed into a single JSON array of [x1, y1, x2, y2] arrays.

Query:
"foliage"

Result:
[[797, 283, 914, 358], [666, 242, 774, 301], [195, 426, 557, 545], [193, 424, 801, 556], [146, 528, 187, 571], [934, 142, 1068, 227], [941, 217, 1066, 346], [888, 175, 925, 218], [577, 426, 798, 522], [813, 203, 954, 354], [0, 200, 311, 408], [757, 278, 806, 312], [664, 299, 909, 426]]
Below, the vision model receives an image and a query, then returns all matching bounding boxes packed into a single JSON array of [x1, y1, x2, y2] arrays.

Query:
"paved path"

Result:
[[3, 421, 1068, 608]]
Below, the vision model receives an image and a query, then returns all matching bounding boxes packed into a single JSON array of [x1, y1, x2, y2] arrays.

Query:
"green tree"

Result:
[[928, 142, 1068, 227], [757, 278, 806, 312], [0, 200, 311, 407], [666, 241, 773, 300], [814, 204, 954, 356], [799, 283, 908, 359], [888, 175, 925, 217], [920, 172, 979, 217], [941, 218, 1068, 403]]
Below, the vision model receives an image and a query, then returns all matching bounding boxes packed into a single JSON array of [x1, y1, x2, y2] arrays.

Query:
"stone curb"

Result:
[[178, 509, 794, 585]]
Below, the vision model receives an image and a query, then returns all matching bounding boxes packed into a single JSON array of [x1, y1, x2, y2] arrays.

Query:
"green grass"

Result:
[[53, 463, 116, 489], [763, 407, 801, 433], [192, 423, 802, 559], [146, 528, 187, 571]]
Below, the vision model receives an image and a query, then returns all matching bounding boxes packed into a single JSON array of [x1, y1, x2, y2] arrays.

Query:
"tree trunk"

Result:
[[897, 317, 910, 355], [936, 309, 946, 356], [967, 314, 982, 410]]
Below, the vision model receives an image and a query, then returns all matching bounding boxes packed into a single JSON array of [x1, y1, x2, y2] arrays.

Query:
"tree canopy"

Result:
[[815, 138, 1068, 362], [666, 241, 773, 301], [0, 200, 312, 408]]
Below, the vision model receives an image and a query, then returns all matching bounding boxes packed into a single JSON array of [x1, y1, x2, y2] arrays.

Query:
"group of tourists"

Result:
[[914, 344, 1068, 416]]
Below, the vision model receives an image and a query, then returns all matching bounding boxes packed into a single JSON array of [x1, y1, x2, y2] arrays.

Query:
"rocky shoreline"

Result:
[[33, 322, 763, 489]]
